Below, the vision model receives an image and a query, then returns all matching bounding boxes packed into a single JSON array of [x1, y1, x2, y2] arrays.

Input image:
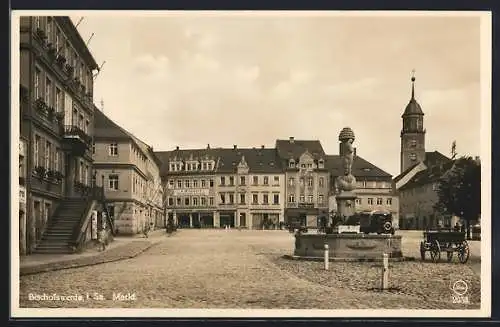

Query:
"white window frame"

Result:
[[109, 175, 119, 191], [109, 143, 118, 156]]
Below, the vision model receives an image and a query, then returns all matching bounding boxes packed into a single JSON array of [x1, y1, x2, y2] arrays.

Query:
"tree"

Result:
[[435, 156, 481, 239]]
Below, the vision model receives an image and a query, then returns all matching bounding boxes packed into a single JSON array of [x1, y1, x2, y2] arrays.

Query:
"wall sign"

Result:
[[173, 189, 210, 196]]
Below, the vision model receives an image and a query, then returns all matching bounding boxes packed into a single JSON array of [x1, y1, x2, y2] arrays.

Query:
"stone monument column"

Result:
[[335, 127, 358, 223]]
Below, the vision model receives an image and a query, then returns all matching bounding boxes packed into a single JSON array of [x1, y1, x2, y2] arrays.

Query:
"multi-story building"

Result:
[[276, 137, 330, 228], [93, 109, 164, 235], [156, 146, 285, 229], [156, 146, 218, 228], [19, 16, 100, 254], [326, 154, 400, 228]]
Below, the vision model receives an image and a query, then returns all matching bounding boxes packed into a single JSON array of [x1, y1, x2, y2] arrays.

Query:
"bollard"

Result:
[[381, 253, 389, 290], [324, 244, 329, 270]]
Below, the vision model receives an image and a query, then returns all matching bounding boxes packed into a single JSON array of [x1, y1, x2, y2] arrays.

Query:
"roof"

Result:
[[56, 17, 99, 70], [93, 109, 162, 169], [275, 139, 326, 161], [424, 151, 451, 167], [399, 160, 455, 191], [402, 77, 424, 116], [325, 155, 392, 179], [155, 147, 283, 176], [393, 162, 420, 183]]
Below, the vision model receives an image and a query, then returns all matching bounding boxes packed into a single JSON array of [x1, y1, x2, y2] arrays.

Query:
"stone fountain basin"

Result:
[[293, 233, 403, 261]]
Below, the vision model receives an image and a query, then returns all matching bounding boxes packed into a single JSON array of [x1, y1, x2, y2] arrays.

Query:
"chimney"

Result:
[[261, 145, 265, 149], [207, 144, 210, 149], [289, 137, 294, 143], [175, 146, 179, 150], [233, 145, 237, 150]]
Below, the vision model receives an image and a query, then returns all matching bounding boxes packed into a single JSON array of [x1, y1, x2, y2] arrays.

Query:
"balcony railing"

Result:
[[74, 180, 104, 200], [63, 125, 92, 146]]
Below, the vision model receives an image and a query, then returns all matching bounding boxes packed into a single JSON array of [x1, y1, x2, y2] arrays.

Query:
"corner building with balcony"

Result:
[[93, 109, 165, 235], [19, 16, 101, 255], [276, 138, 330, 228]]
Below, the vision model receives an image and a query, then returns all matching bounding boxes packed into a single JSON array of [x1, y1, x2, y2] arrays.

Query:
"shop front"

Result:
[[219, 210, 236, 228]]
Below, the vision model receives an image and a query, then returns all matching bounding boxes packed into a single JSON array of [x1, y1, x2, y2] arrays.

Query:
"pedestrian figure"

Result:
[[98, 227, 107, 251]]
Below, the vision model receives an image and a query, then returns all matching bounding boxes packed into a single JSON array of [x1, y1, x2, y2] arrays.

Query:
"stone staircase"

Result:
[[34, 198, 91, 254]]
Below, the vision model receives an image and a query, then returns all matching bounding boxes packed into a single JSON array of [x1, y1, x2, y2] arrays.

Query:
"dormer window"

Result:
[[301, 164, 306, 168], [318, 159, 324, 168], [289, 159, 295, 168]]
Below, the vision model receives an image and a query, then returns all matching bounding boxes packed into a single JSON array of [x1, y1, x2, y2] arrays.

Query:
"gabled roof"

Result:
[[393, 162, 420, 183], [399, 160, 455, 191], [275, 139, 325, 161], [325, 155, 392, 179], [93, 109, 162, 169], [424, 151, 451, 167], [155, 147, 283, 176]]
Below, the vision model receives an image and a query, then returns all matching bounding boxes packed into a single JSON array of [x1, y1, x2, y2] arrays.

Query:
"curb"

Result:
[[282, 254, 415, 263], [20, 240, 160, 276]]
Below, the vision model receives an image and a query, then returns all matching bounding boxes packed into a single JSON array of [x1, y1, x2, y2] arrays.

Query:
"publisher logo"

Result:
[[451, 279, 470, 304]]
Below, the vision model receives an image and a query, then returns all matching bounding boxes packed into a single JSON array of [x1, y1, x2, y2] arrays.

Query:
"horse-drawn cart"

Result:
[[420, 230, 470, 264]]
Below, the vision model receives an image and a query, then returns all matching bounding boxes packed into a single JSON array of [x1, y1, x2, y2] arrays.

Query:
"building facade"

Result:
[[93, 109, 164, 235], [326, 154, 399, 228], [157, 146, 285, 229], [19, 16, 99, 254], [276, 138, 330, 228]]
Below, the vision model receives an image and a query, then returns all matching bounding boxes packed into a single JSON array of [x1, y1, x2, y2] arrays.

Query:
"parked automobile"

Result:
[[358, 210, 395, 235]]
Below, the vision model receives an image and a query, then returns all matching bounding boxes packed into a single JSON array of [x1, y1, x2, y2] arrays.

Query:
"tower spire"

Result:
[[411, 69, 416, 100]]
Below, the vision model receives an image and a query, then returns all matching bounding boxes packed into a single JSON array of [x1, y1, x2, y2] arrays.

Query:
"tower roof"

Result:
[[402, 73, 424, 116]]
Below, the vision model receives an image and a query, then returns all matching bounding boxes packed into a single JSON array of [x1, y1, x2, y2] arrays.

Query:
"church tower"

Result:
[[400, 72, 426, 173]]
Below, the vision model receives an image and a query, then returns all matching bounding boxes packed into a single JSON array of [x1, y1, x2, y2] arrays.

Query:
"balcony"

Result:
[[32, 98, 65, 134], [62, 125, 92, 156]]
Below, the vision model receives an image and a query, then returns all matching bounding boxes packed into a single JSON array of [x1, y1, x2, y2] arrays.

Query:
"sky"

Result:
[[70, 12, 484, 177]]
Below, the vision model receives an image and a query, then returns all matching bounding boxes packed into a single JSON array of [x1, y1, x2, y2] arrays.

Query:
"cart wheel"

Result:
[[430, 240, 441, 263], [458, 241, 470, 264], [420, 241, 426, 261]]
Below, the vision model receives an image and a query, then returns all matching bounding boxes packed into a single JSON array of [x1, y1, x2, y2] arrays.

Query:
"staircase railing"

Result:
[[71, 199, 96, 252]]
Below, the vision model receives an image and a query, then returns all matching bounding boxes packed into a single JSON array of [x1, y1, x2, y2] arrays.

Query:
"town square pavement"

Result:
[[19, 229, 482, 310]]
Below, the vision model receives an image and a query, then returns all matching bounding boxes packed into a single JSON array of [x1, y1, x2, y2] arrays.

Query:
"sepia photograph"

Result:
[[11, 10, 491, 318]]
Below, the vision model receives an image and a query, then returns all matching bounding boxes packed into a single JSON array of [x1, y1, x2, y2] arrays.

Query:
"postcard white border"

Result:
[[10, 10, 492, 319]]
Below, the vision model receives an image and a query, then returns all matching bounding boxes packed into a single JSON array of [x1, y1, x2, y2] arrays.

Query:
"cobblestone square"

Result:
[[19, 230, 482, 311]]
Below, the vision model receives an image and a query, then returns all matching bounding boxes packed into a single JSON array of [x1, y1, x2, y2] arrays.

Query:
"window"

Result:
[[307, 195, 313, 203], [78, 114, 84, 130], [273, 194, 279, 205], [220, 176, 226, 186], [185, 198, 190, 206], [229, 193, 234, 204], [168, 198, 174, 206], [253, 176, 258, 185], [202, 162, 207, 170], [193, 180, 198, 188], [177, 180, 182, 188], [54, 149, 59, 171], [368, 198, 374, 205], [289, 194, 295, 203], [201, 197, 206, 206], [45, 77, 52, 106], [252, 194, 258, 204], [307, 163, 313, 169], [79, 162, 83, 183], [289, 160, 295, 168], [44, 141, 51, 169], [201, 180, 206, 187], [46, 18, 52, 42], [377, 198, 383, 205], [176, 198, 181, 206], [318, 195, 323, 204], [109, 175, 119, 190], [301, 163, 306, 168], [289, 178, 294, 186], [209, 179, 214, 187], [299, 178, 305, 186], [80, 62, 84, 84], [355, 198, 362, 205], [319, 177, 324, 188], [263, 176, 269, 185], [193, 197, 198, 206], [209, 197, 214, 206], [318, 160, 324, 168], [55, 27, 61, 51], [185, 180, 190, 188], [229, 176, 234, 186], [169, 180, 174, 188], [300, 195, 305, 203], [273, 176, 279, 184], [33, 135, 40, 167], [240, 176, 246, 186], [307, 177, 313, 187], [386, 198, 392, 205], [263, 194, 268, 204], [240, 194, 245, 204], [207, 163, 213, 170], [45, 202, 51, 221], [34, 68, 41, 99], [220, 193, 226, 204], [109, 143, 118, 156]]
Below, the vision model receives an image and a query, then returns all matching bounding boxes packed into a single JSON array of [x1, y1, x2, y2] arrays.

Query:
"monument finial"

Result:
[[411, 69, 416, 100]]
